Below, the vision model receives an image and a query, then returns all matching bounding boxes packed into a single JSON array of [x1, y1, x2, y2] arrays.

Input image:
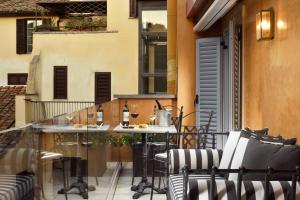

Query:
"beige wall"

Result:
[[0, 17, 35, 85], [33, 0, 138, 101], [176, 0, 197, 124], [15, 95, 27, 127], [243, 0, 300, 140]]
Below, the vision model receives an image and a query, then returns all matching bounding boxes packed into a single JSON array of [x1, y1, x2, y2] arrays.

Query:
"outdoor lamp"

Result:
[[256, 9, 274, 41]]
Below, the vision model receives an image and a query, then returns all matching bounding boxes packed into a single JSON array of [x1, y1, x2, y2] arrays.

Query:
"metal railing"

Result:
[[27, 100, 95, 122], [182, 166, 300, 200]]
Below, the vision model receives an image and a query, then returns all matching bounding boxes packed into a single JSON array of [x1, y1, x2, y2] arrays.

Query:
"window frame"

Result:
[[16, 18, 43, 54], [53, 66, 68, 100], [95, 72, 111, 104], [138, 1, 167, 94], [7, 73, 28, 85]]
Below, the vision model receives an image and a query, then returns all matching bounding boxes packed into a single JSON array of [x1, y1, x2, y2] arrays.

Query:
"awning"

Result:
[[193, 0, 238, 32]]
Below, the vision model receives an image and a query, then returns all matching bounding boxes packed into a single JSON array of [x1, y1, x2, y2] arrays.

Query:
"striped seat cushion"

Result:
[[188, 179, 300, 200], [155, 152, 168, 161], [0, 148, 37, 174], [169, 174, 225, 200], [0, 175, 34, 200], [218, 131, 241, 170], [169, 149, 223, 174]]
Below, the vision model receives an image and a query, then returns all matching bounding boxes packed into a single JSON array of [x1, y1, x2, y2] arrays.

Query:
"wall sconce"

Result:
[[256, 9, 274, 41]]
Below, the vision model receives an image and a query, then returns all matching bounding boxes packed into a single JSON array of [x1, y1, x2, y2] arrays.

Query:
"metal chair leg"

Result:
[[95, 177, 99, 186], [131, 160, 135, 185], [158, 175, 162, 190], [131, 145, 136, 186], [62, 158, 68, 200], [150, 158, 156, 200]]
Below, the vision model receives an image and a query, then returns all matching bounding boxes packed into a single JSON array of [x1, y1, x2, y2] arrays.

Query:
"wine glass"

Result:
[[130, 104, 139, 125], [66, 114, 74, 125]]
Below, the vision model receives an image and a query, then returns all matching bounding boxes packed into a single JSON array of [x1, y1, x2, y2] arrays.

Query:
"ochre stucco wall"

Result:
[[167, 0, 177, 94], [244, 0, 300, 139], [176, 0, 196, 124], [0, 17, 35, 85], [33, 0, 138, 101]]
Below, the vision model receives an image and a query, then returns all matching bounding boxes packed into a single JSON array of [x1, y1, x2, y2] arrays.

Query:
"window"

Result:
[[139, 2, 167, 94], [95, 72, 111, 104], [7, 73, 28, 85], [54, 66, 68, 99], [16, 19, 42, 54], [129, 0, 138, 18]]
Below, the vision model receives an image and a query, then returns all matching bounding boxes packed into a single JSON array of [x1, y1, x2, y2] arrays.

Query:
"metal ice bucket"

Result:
[[158, 109, 172, 127]]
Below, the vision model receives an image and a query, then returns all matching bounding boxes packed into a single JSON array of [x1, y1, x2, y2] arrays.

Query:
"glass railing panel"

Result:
[[0, 125, 38, 200], [31, 100, 122, 199]]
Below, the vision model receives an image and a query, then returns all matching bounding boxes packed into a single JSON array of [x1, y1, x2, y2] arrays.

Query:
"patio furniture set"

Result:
[[141, 106, 300, 200], [0, 104, 300, 200]]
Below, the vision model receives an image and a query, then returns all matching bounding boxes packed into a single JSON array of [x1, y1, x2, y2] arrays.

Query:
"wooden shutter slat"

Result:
[[95, 72, 111, 104], [54, 66, 67, 99], [16, 19, 27, 54]]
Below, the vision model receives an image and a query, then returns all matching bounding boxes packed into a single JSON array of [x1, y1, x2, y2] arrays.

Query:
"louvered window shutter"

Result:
[[95, 72, 111, 104], [129, 0, 138, 18], [16, 19, 27, 54], [54, 66, 68, 99], [196, 37, 221, 132]]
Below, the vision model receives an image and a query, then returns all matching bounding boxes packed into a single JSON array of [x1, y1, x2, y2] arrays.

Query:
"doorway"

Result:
[[195, 22, 242, 134]]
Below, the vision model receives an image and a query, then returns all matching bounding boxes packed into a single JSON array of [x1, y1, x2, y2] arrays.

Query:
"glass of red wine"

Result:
[[130, 104, 139, 125]]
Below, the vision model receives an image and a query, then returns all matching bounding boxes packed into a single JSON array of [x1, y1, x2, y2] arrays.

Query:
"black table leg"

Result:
[[58, 131, 95, 199], [58, 158, 96, 199], [131, 133, 153, 199]]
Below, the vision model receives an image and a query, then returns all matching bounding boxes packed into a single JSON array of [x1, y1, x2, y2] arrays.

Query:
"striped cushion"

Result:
[[228, 136, 250, 180], [188, 179, 300, 200], [155, 152, 168, 161], [219, 131, 241, 170], [169, 149, 223, 174], [0, 175, 34, 200], [0, 148, 37, 174], [169, 174, 225, 200]]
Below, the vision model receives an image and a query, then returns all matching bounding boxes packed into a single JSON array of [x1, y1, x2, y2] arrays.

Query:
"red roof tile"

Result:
[[0, 86, 26, 131], [0, 0, 45, 15]]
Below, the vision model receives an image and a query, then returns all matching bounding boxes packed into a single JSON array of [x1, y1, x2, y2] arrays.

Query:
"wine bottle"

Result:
[[150, 105, 157, 125], [123, 101, 130, 126], [96, 104, 104, 126], [155, 99, 163, 110]]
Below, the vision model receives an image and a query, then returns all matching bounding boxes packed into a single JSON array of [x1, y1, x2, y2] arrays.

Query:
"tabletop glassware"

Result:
[[130, 104, 139, 125], [66, 114, 74, 125]]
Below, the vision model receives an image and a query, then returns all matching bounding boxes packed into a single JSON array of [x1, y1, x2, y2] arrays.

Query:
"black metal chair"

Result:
[[149, 107, 184, 199], [150, 110, 214, 200], [181, 110, 215, 149]]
